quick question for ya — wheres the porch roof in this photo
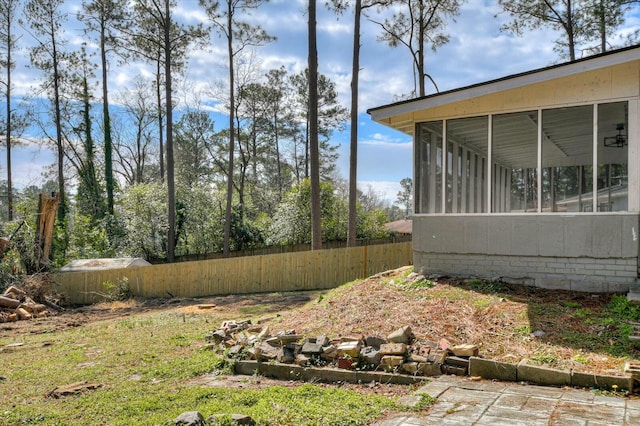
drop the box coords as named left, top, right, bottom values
left=368, top=44, right=640, bottom=136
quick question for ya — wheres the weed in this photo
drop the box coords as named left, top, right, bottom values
left=473, top=299, right=492, bottom=308
left=530, top=352, right=558, bottom=366
left=102, top=277, right=132, bottom=301
left=412, top=394, right=435, bottom=410
left=572, top=355, right=588, bottom=364
left=572, top=308, right=592, bottom=319
left=402, top=266, right=415, bottom=277
left=607, top=295, right=640, bottom=322
left=446, top=402, right=461, bottom=415
left=466, top=279, right=506, bottom=294
left=515, top=325, right=532, bottom=334
left=563, top=301, right=581, bottom=309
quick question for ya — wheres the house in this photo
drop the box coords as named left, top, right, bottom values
left=368, top=45, right=640, bottom=292
left=385, top=219, right=413, bottom=235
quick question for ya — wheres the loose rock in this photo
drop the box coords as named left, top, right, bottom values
left=175, top=411, right=204, bottom=425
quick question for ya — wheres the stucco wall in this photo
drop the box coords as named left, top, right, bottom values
left=413, top=213, right=640, bottom=292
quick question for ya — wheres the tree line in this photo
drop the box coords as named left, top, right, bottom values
left=0, top=0, right=638, bottom=274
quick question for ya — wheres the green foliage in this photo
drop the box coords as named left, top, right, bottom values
left=357, top=208, right=391, bottom=239
left=102, top=277, right=132, bottom=301
left=530, top=352, right=558, bottom=366
left=412, top=394, right=436, bottom=410
left=175, top=186, right=224, bottom=256
left=229, top=204, right=264, bottom=251
left=67, top=214, right=114, bottom=260
left=266, top=179, right=391, bottom=246
left=116, top=182, right=168, bottom=260
left=607, top=294, right=640, bottom=322
left=266, top=179, right=340, bottom=245
left=465, top=279, right=506, bottom=293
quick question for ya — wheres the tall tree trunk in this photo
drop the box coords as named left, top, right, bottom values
left=164, top=0, right=176, bottom=262
left=566, top=0, right=575, bottom=60
left=418, top=0, right=425, bottom=97
left=347, top=0, right=362, bottom=247
left=274, top=109, right=282, bottom=200
left=599, top=0, right=606, bottom=53
left=308, top=0, right=322, bottom=250
left=5, top=16, right=12, bottom=221
left=101, top=17, right=114, bottom=215
left=223, top=1, right=234, bottom=257
left=51, top=24, right=66, bottom=221
left=156, top=59, right=164, bottom=181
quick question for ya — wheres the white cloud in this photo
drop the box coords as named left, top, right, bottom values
left=5, top=0, right=640, bottom=196
left=358, top=180, right=402, bottom=204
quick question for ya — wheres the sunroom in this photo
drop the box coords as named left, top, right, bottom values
left=368, top=45, right=640, bottom=292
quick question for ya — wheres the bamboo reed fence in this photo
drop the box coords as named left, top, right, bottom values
left=53, top=242, right=413, bottom=305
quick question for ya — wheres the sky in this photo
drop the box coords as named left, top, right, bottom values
left=3, top=0, right=640, bottom=203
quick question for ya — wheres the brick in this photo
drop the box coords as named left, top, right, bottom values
left=336, top=341, right=361, bottom=358
left=380, top=343, right=407, bottom=356
left=380, top=355, right=405, bottom=370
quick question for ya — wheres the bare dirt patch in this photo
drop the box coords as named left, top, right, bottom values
left=272, top=269, right=639, bottom=375
left=0, top=292, right=316, bottom=338
left=3, top=267, right=638, bottom=379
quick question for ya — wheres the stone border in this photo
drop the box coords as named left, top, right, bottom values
left=469, top=357, right=634, bottom=391
left=233, top=358, right=635, bottom=392
left=234, top=360, right=428, bottom=386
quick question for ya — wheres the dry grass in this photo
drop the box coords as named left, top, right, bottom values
left=274, top=267, right=640, bottom=375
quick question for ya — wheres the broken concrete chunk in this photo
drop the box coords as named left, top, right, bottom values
left=321, top=345, right=338, bottom=361
left=246, top=347, right=259, bottom=360
left=402, top=362, right=420, bottom=374
left=336, top=341, right=361, bottom=358
left=360, top=346, right=382, bottom=365
left=227, top=345, right=244, bottom=358
left=403, top=360, right=442, bottom=376
left=441, top=364, right=467, bottom=376
left=387, top=326, right=414, bottom=344
left=316, top=335, right=330, bottom=347
left=256, top=342, right=279, bottom=360
left=451, top=344, right=479, bottom=357
left=418, top=362, right=443, bottom=376
left=301, top=341, right=323, bottom=355
left=445, top=355, right=471, bottom=368
left=206, top=329, right=227, bottom=343
left=407, top=354, right=428, bottom=363
left=380, top=355, right=404, bottom=371
left=365, top=336, right=387, bottom=348
left=295, top=354, right=311, bottom=366
left=379, top=343, right=407, bottom=356
left=277, top=347, right=295, bottom=364
left=427, top=349, right=447, bottom=364
left=264, top=337, right=280, bottom=346
left=256, top=326, right=270, bottom=340
left=277, top=334, right=303, bottom=344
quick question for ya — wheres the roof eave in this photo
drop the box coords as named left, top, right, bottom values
left=367, top=45, right=640, bottom=128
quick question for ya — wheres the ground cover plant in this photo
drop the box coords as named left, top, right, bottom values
left=2, top=267, right=640, bottom=425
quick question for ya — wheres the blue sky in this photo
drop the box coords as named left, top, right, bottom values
left=3, top=0, right=640, bottom=202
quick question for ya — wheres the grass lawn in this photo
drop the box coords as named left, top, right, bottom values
left=0, top=293, right=415, bottom=425
left=2, top=266, right=640, bottom=424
